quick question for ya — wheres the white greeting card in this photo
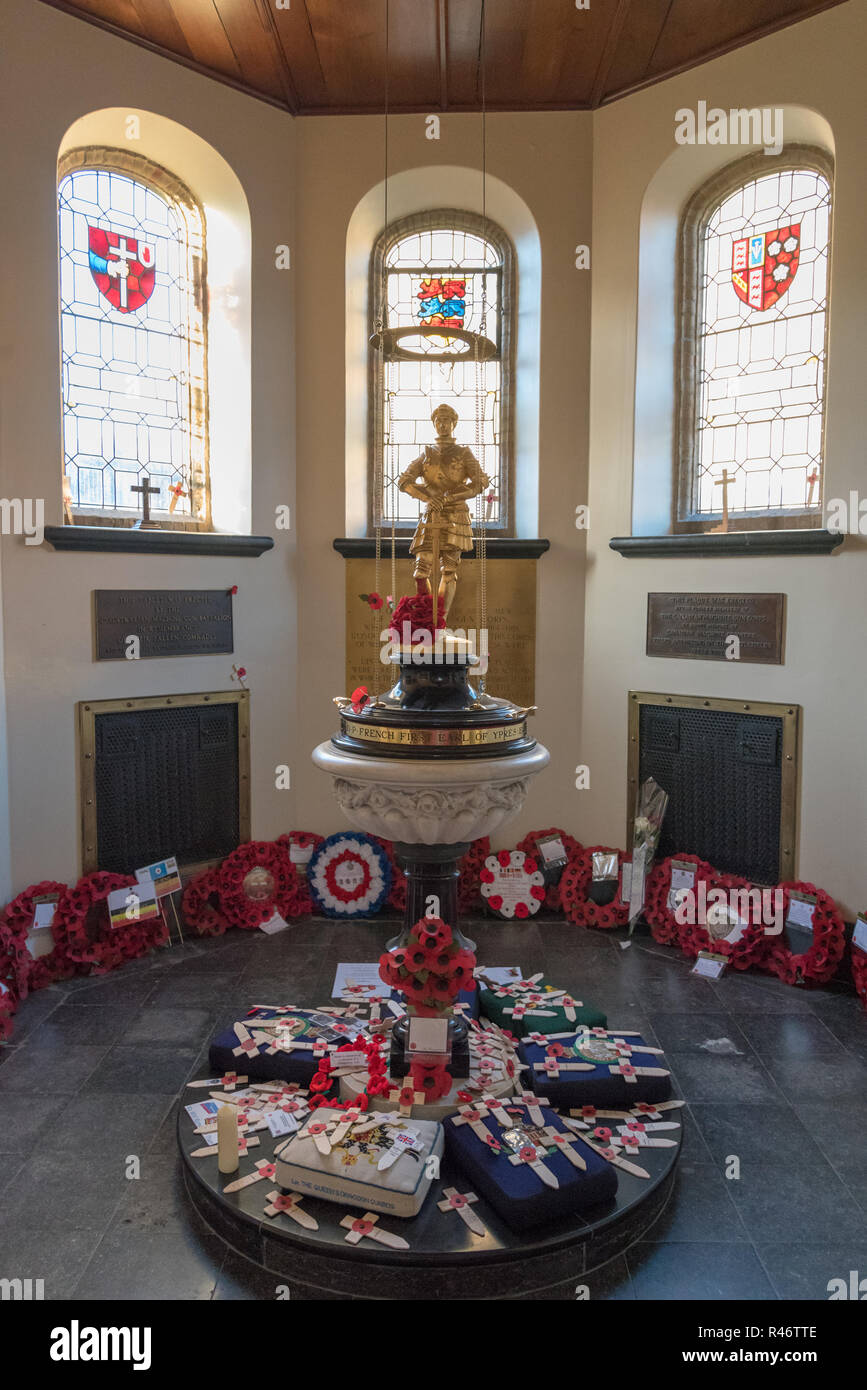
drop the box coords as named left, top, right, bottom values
left=786, top=894, right=816, bottom=930
left=691, top=952, right=727, bottom=979
left=854, top=916, right=867, bottom=953
left=331, top=963, right=386, bottom=997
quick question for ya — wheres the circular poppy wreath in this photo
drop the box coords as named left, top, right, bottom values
left=560, top=845, right=629, bottom=930
left=517, top=828, right=583, bottom=911
left=217, top=840, right=305, bottom=930
left=275, top=831, right=324, bottom=915
left=644, top=853, right=716, bottom=947
left=480, top=849, right=546, bottom=920
left=181, top=867, right=230, bottom=938
left=458, top=837, right=491, bottom=914
left=308, top=833, right=391, bottom=919
left=851, top=943, right=867, bottom=1013
left=760, top=880, right=845, bottom=987
left=373, top=838, right=407, bottom=913
left=53, top=871, right=168, bottom=974
left=0, top=880, right=77, bottom=997
left=676, top=871, right=771, bottom=971
left=0, top=979, right=17, bottom=1043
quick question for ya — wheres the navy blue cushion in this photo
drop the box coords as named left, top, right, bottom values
left=518, top=1030, right=672, bottom=1110
left=444, top=1102, right=617, bottom=1232
left=208, top=1007, right=366, bottom=1087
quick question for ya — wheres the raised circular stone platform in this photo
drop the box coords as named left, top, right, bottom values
left=180, top=1079, right=682, bottom=1301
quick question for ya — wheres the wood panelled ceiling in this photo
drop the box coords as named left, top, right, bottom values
left=40, top=0, right=847, bottom=116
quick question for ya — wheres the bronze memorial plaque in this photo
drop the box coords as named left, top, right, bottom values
left=646, top=592, right=784, bottom=665
left=345, top=557, right=536, bottom=708
left=94, top=590, right=234, bottom=660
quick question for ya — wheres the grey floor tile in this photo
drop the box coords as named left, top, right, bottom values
left=728, top=1161, right=867, bottom=1243
left=764, top=1055, right=867, bottom=1103
left=691, top=1102, right=824, bottom=1166
left=52, top=1092, right=175, bottom=1156
left=120, top=1005, right=216, bottom=1047
left=758, top=1242, right=867, bottom=1300
left=645, top=1161, right=749, bottom=1243
left=83, top=1045, right=200, bottom=1094
left=0, top=1093, right=73, bottom=1153
left=732, top=1012, right=847, bottom=1059
left=649, top=1011, right=752, bottom=1054
left=0, top=1151, right=130, bottom=1232
left=666, top=1051, right=783, bottom=1104
left=627, top=1241, right=777, bottom=1300
left=0, top=1043, right=109, bottom=1093
left=0, top=1225, right=105, bottom=1299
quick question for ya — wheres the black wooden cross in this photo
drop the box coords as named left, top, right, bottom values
left=131, top=474, right=161, bottom=524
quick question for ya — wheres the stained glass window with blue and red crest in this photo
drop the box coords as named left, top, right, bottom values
left=371, top=216, right=513, bottom=534
left=57, top=154, right=207, bottom=523
left=681, top=158, right=832, bottom=526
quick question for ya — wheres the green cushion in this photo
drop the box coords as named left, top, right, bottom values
left=478, top=978, right=606, bottom=1038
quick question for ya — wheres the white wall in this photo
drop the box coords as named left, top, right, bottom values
left=583, top=1, right=867, bottom=915
left=0, top=0, right=297, bottom=892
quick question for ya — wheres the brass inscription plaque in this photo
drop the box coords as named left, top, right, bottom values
left=646, top=592, right=784, bottom=665
left=94, top=589, right=234, bottom=660
left=345, top=558, right=536, bottom=707
left=342, top=719, right=526, bottom=748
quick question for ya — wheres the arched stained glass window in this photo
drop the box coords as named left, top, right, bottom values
left=369, top=211, right=514, bottom=535
left=58, top=149, right=209, bottom=527
left=676, top=149, right=832, bottom=531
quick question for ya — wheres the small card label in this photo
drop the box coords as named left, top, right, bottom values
left=854, top=915, right=867, bottom=954
left=536, top=834, right=567, bottom=865
left=619, top=861, right=632, bottom=901
left=668, top=861, right=696, bottom=912
left=259, top=911, right=288, bottom=935
left=691, top=951, right=728, bottom=979
left=267, top=1110, right=300, bottom=1138
left=107, top=880, right=160, bottom=928
left=628, top=847, right=647, bottom=920
left=135, top=856, right=181, bottom=898
left=329, top=1050, right=369, bottom=1071
left=407, top=1015, right=449, bottom=1059
left=786, top=893, right=816, bottom=929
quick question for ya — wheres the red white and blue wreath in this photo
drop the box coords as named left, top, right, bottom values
left=308, top=833, right=391, bottom=918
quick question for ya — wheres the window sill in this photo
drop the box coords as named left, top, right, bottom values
left=44, top=526, right=274, bottom=557
left=609, top=530, right=844, bottom=558
left=333, top=537, right=550, bottom=559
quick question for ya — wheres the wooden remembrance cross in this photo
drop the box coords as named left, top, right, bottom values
left=131, top=474, right=160, bottom=524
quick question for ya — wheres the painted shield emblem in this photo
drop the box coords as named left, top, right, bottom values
left=731, top=224, right=800, bottom=312
left=88, top=226, right=156, bottom=313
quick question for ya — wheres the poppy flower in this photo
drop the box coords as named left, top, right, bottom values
left=498, top=851, right=512, bottom=868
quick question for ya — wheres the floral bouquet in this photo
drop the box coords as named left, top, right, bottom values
left=628, top=777, right=669, bottom=929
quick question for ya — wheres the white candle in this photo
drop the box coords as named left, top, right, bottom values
left=217, top=1104, right=239, bottom=1174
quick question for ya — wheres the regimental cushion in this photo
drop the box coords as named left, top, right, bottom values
left=477, top=976, right=606, bottom=1037
left=518, top=1029, right=672, bottom=1109
left=209, top=1007, right=368, bottom=1087
left=443, top=1100, right=617, bottom=1232
left=274, top=1106, right=444, bottom=1219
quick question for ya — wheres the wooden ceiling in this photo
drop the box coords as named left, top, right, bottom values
left=40, top=0, right=846, bottom=116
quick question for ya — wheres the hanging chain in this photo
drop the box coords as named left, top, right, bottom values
left=474, top=0, right=488, bottom=691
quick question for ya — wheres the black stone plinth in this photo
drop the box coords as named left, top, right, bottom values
left=179, top=1070, right=682, bottom=1300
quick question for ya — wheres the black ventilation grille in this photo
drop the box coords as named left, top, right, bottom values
left=638, top=704, right=783, bottom=884
left=94, top=703, right=240, bottom=873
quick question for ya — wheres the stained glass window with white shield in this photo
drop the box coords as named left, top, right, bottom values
left=370, top=215, right=513, bottom=534
left=683, top=162, right=831, bottom=527
left=58, top=155, right=208, bottom=525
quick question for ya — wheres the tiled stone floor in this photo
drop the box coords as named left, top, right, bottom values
left=1, top=914, right=866, bottom=1301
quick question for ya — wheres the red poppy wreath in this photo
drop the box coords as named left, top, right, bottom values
left=644, top=853, right=716, bottom=947
left=851, top=941, right=867, bottom=1013
left=457, top=837, right=491, bottom=914
left=676, top=871, right=772, bottom=971
left=560, top=846, right=629, bottom=930
left=275, top=831, right=324, bottom=915
left=761, top=880, right=846, bottom=987
left=217, top=839, right=305, bottom=930
left=0, top=880, right=76, bottom=997
left=181, top=867, right=230, bottom=938
left=54, top=871, right=168, bottom=974
left=479, top=849, right=546, bottom=920
left=517, top=828, right=583, bottom=911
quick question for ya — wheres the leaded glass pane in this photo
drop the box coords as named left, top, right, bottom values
left=376, top=225, right=505, bottom=531
left=59, top=165, right=201, bottom=518
left=693, top=166, right=830, bottom=519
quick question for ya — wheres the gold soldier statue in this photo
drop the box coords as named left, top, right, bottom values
left=397, top=403, right=490, bottom=623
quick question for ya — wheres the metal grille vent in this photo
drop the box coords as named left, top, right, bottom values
left=93, top=703, right=240, bottom=873
left=637, top=703, right=785, bottom=884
